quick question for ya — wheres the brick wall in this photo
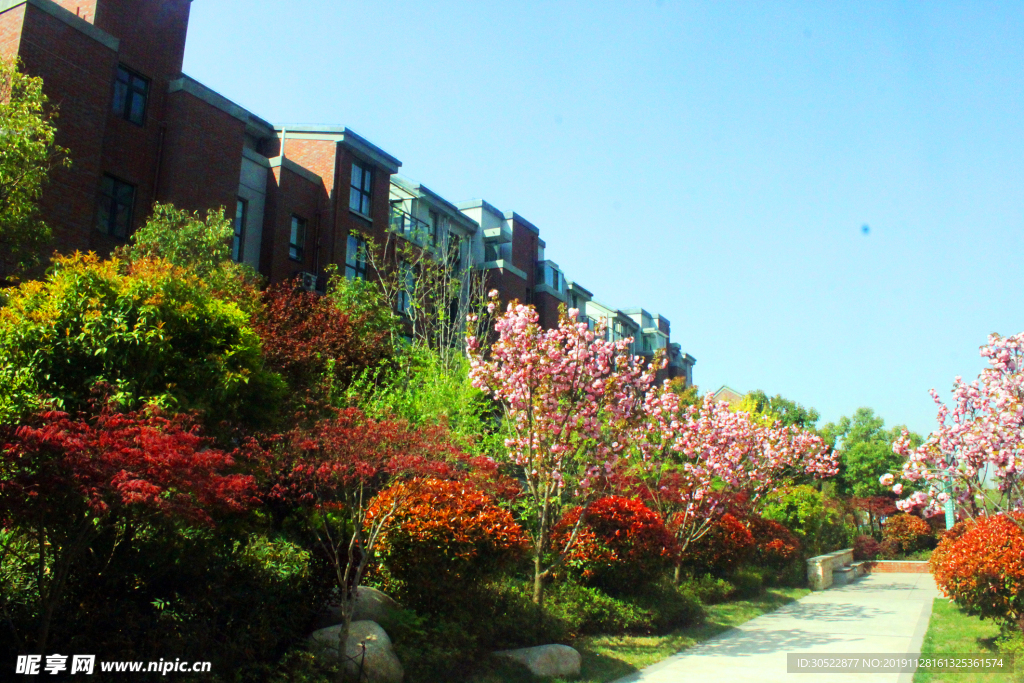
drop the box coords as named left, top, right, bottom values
left=15, top=3, right=119, bottom=256
left=261, top=165, right=325, bottom=283
left=0, top=4, right=24, bottom=57
left=282, top=138, right=339, bottom=275
left=535, top=290, right=561, bottom=329
left=91, top=0, right=190, bottom=80
left=160, top=90, right=246, bottom=217
left=336, top=146, right=394, bottom=272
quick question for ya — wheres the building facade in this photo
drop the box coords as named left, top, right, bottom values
left=0, top=0, right=696, bottom=385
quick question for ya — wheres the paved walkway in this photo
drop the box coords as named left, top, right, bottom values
left=615, top=573, right=941, bottom=683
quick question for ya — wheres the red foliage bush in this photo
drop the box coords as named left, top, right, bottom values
left=933, top=514, right=1024, bottom=631
left=554, top=496, right=678, bottom=590
left=264, top=408, right=461, bottom=511
left=1, top=408, right=256, bottom=525
left=877, top=538, right=901, bottom=560
left=930, top=519, right=973, bottom=576
left=252, top=281, right=391, bottom=397
left=882, top=513, right=932, bottom=553
left=853, top=535, right=881, bottom=561
left=748, top=516, right=801, bottom=568
left=367, top=478, right=529, bottom=604
left=681, top=513, right=755, bottom=575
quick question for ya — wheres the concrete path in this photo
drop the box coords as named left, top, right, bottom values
left=614, top=573, right=941, bottom=683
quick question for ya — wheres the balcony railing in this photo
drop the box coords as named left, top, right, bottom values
left=389, top=203, right=431, bottom=243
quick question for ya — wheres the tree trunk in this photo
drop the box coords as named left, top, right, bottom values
left=532, top=551, right=544, bottom=607
left=673, top=562, right=682, bottom=586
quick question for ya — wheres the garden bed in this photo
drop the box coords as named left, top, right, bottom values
left=862, top=560, right=931, bottom=573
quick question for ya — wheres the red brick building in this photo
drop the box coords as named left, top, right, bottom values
left=0, top=0, right=696, bottom=384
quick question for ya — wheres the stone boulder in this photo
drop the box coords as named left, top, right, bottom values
left=317, top=586, right=401, bottom=629
left=309, top=620, right=404, bottom=683
left=493, top=644, right=581, bottom=679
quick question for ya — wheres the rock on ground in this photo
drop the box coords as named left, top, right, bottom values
left=309, top=620, right=404, bottom=683
left=493, top=644, right=581, bottom=679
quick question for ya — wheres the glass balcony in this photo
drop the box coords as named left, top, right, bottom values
left=389, top=203, right=430, bottom=243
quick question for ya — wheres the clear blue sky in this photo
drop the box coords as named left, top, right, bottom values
left=183, top=1, right=1023, bottom=438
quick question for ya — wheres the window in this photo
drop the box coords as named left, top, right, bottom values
left=112, top=65, right=149, bottom=125
left=289, top=215, right=306, bottom=261
left=349, top=160, right=373, bottom=216
left=345, top=234, right=368, bottom=280
left=232, top=198, right=247, bottom=262
left=428, top=210, right=441, bottom=246
left=95, top=175, right=135, bottom=239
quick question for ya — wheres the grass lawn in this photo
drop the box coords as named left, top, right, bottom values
left=476, top=587, right=809, bottom=682
left=914, top=598, right=1024, bottom=683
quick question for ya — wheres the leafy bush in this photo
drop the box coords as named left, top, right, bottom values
left=367, top=477, right=529, bottom=613
left=761, top=484, right=852, bottom=556
left=930, top=519, right=973, bottom=573
left=0, top=253, right=282, bottom=425
left=877, top=538, right=901, bottom=560
left=748, top=516, right=801, bottom=568
left=730, top=567, right=764, bottom=599
left=553, top=496, right=677, bottom=592
left=933, top=513, right=1024, bottom=632
left=546, top=579, right=702, bottom=636
left=681, top=513, right=753, bottom=575
left=681, top=574, right=736, bottom=605
left=853, top=534, right=881, bottom=561
left=882, top=513, right=933, bottom=553
left=253, top=279, right=393, bottom=402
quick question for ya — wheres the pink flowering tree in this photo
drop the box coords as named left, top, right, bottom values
left=891, top=332, right=1024, bottom=524
left=467, top=295, right=656, bottom=605
left=625, top=392, right=836, bottom=582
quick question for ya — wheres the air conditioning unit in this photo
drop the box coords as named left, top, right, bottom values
left=299, top=271, right=318, bottom=292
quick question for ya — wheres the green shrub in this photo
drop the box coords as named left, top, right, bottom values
left=0, top=252, right=284, bottom=426
left=761, top=485, right=852, bottom=556
left=681, top=574, right=736, bottom=605
left=546, top=581, right=653, bottom=635
left=623, top=578, right=705, bottom=633
left=730, top=568, right=764, bottom=599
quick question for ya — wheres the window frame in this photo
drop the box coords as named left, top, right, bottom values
left=289, top=215, right=306, bottom=262
left=112, top=65, right=150, bottom=126
left=95, top=174, right=136, bottom=239
left=232, top=198, right=248, bottom=262
left=349, top=160, right=374, bottom=217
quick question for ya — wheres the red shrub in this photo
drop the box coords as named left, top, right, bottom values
left=554, top=496, right=678, bottom=590
left=1, top=408, right=256, bottom=525
left=853, top=535, right=881, bottom=561
left=252, top=281, right=392, bottom=397
left=682, top=513, right=755, bottom=575
left=934, top=514, right=1024, bottom=631
left=748, top=516, right=801, bottom=568
left=877, top=538, right=901, bottom=560
left=930, top=519, right=973, bottom=577
left=882, top=513, right=932, bottom=553
left=367, top=478, right=529, bottom=607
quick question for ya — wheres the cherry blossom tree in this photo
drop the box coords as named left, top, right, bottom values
left=625, top=392, right=836, bottom=582
left=467, top=298, right=656, bottom=606
left=892, top=332, right=1024, bottom=524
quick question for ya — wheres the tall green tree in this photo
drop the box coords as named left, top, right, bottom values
left=822, top=407, right=923, bottom=498
left=736, top=389, right=821, bottom=431
left=0, top=58, right=68, bottom=282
